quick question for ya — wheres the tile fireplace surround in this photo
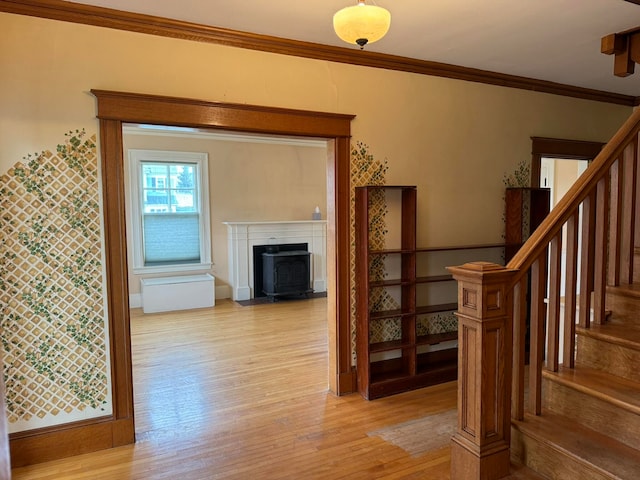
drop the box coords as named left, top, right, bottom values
left=223, top=221, right=327, bottom=301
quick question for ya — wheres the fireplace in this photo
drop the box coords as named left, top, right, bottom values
left=253, top=243, right=308, bottom=298
left=223, top=221, right=326, bottom=300
left=261, top=248, right=312, bottom=301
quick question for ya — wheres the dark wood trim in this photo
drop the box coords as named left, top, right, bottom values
left=0, top=0, right=636, bottom=107
left=601, top=25, right=640, bottom=77
left=338, top=367, right=358, bottom=394
left=8, top=91, right=355, bottom=465
left=92, top=90, right=353, bottom=138
left=531, top=137, right=606, bottom=158
left=99, top=119, right=135, bottom=424
left=327, top=136, right=355, bottom=395
left=10, top=413, right=136, bottom=466
left=91, top=91, right=355, bottom=401
left=530, top=137, right=606, bottom=187
left=99, top=117, right=139, bottom=453
left=9, top=416, right=123, bottom=467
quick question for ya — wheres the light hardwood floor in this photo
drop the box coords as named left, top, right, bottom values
left=11, top=298, right=457, bottom=479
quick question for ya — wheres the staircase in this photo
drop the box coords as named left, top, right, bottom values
left=511, top=284, right=640, bottom=479
left=449, top=106, right=640, bottom=480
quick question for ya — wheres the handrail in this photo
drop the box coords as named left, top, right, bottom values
left=450, top=105, right=640, bottom=479
left=507, top=106, right=640, bottom=285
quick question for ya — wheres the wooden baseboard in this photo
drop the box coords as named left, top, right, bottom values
left=10, top=417, right=134, bottom=467
left=337, top=367, right=357, bottom=395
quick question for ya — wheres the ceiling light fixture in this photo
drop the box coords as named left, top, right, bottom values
left=333, top=1, right=391, bottom=50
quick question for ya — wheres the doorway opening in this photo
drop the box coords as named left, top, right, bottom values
left=93, top=90, right=355, bottom=446
left=531, top=137, right=603, bottom=364
left=530, top=136, right=604, bottom=190
left=540, top=157, right=590, bottom=209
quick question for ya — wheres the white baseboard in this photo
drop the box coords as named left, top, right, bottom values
left=129, top=293, right=142, bottom=309
left=313, top=280, right=327, bottom=293
left=216, top=284, right=232, bottom=300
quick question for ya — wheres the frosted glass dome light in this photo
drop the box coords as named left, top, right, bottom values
left=333, top=1, right=391, bottom=49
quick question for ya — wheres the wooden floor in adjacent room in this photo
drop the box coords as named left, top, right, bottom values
left=11, top=297, right=457, bottom=479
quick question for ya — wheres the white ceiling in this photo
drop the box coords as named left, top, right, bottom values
left=67, top=0, right=640, bottom=97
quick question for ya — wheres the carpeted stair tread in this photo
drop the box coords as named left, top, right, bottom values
left=543, top=366, right=640, bottom=415
left=513, top=411, right=640, bottom=479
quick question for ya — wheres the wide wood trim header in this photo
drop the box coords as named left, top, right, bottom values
left=91, top=90, right=354, bottom=138
left=530, top=137, right=605, bottom=187
left=2, top=0, right=638, bottom=107
left=531, top=137, right=605, bottom=159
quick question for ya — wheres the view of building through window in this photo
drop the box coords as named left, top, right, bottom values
left=141, top=162, right=197, bottom=213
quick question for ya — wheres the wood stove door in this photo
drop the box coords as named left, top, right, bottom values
left=262, top=251, right=312, bottom=298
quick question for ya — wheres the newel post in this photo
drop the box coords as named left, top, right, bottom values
left=447, top=261, right=516, bottom=480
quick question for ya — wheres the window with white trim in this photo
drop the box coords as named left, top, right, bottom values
left=128, top=150, right=211, bottom=274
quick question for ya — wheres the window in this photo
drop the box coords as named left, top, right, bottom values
left=128, top=150, right=211, bottom=274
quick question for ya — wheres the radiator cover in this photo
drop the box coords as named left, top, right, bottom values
left=141, top=274, right=215, bottom=313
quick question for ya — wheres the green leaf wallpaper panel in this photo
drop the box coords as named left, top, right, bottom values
left=0, top=130, right=112, bottom=432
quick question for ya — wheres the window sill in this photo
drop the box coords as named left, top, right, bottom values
left=132, top=262, right=213, bottom=276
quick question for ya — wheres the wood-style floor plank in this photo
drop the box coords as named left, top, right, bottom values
left=11, top=298, right=461, bottom=479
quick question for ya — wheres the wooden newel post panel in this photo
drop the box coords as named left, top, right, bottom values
left=447, top=261, right=516, bottom=480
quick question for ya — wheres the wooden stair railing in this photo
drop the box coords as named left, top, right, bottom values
left=448, top=106, right=640, bottom=480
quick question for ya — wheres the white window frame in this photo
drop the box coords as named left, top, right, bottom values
left=128, top=149, right=212, bottom=275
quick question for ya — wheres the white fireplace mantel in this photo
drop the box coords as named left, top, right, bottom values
left=223, top=220, right=327, bottom=301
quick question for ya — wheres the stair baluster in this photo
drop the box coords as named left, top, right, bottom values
left=450, top=107, right=640, bottom=479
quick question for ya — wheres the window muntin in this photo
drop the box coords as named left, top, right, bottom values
left=141, top=163, right=196, bottom=213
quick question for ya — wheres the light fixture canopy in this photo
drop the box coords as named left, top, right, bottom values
left=333, top=1, right=391, bottom=49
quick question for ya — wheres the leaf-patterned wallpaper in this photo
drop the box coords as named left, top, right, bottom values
left=350, top=142, right=397, bottom=365
left=349, top=142, right=458, bottom=366
left=0, top=130, right=112, bottom=432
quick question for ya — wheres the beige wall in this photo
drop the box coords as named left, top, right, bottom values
left=122, top=132, right=327, bottom=297
left=0, top=10, right=634, bottom=433
left=0, top=12, right=632, bottom=251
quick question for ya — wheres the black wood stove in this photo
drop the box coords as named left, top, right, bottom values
left=261, top=249, right=312, bottom=301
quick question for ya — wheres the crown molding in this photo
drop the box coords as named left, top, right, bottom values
left=1, top=0, right=637, bottom=107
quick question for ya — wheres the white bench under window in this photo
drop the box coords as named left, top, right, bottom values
left=140, top=274, right=215, bottom=313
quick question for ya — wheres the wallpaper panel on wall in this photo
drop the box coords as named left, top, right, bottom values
left=349, top=142, right=396, bottom=365
left=0, top=130, right=112, bottom=433
left=349, top=142, right=458, bottom=366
